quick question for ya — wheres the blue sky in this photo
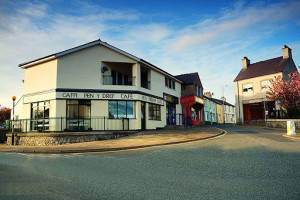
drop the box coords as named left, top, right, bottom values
left=1, top=0, right=300, bottom=107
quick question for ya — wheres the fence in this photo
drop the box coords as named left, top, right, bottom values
left=9, top=117, right=131, bottom=133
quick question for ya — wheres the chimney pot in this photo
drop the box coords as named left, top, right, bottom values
left=242, top=56, right=250, bottom=69
left=282, top=45, right=292, bottom=59
left=204, top=92, right=212, bottom=98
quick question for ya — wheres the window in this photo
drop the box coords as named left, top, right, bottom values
left=149, top=103, right=161, bottom=120
left=195, top=85, right=199, bottom=96
left=108, top=70, right=133, bottom=86
left=31, top=101, right=50, bottom=131
left=165, top=77, right=175, bottom=89
left=261, top=80, right=271, bottom=90
left=242, top=83, right=253, bottom=92
left=109, top=101, right=135, bottom=119
left=66, top=100, right=91, bottom=131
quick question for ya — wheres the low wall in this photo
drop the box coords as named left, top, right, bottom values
left=244, top=119, right=300, bottom=130
left=6, top=131, right=137, bottom=146
left=0, top=129, right=8, bottom=143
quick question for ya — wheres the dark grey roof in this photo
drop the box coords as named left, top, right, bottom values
left=204, top=96, right=234, bottom=107
left=175, top=72, right=198, bottom=85
left=211, top=98, right=235, bottom=107
left=234, top=56, right=288, bottom=82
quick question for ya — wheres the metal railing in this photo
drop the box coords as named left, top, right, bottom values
left=102, top=75, right=135, bottom=86
left=9, top=117, right=131, bottom=133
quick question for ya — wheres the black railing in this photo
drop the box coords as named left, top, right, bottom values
left=102, top=75, right=135, bottom=86
left=9, top=117, right=131, bottom=133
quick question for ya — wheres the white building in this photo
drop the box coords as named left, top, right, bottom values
left=13, top=39, right=182, bottom=132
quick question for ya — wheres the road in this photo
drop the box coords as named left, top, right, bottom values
left=0, top=125, right=299, bottom=199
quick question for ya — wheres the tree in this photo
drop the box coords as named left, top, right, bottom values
left=0, top=105, right=11, bottom=126
left=266, top=70, right=300, bottom=119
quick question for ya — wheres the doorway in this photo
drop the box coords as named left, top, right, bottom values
left=141, top=102, right=146, bottom=130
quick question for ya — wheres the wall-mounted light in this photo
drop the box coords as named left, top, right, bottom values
left=101, top=66, right=108, bottom=73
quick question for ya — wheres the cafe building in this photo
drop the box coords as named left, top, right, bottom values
left=13, top=39, right=182, bottom=132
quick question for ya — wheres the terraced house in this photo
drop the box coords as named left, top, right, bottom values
left=13, top=39, right=183, bottom=132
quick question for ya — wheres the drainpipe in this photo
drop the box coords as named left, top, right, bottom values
left=237, top=81, right=241, bottom=124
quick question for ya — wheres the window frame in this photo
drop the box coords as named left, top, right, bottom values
left=242, top=83, right=254, bottom=93
left=108, top=100, right=136, bottom=119
left=148, top=103, right=161, bottom=121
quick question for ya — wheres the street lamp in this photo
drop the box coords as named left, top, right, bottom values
left=11, top=96, right=16, bottom=145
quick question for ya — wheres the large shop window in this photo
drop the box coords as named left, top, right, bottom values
left=149, top=103, right=161, bottom=120
left=31, top=101, right=50, bottom=131
left=109, top=101, right=135, bottom=119
left=66, top=100, right=91, bottom=131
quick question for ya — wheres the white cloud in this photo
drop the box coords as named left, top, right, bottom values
left=169, top=1, right=300, bottom=53
left=17, top=2, right=48, bottom=17
left=0, top=0, right=299, bottom=107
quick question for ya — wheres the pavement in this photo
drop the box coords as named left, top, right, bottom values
left=0, top=126, right=224, bottom=154
left=240, top=124, right=300, bottom=139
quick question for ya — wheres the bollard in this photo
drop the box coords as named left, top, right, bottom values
left=287, top=121, right=296, bottom=135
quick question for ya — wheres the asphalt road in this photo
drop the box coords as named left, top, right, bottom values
left=0, top=125, right=299, bottom=200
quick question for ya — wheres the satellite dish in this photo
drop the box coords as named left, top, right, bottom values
left=101, top=66, right=108, bottom=73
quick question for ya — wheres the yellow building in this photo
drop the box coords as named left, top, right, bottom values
left=216, top=104, right=224, bottom=124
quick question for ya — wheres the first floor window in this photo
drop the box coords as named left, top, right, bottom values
left=149, top=103, right=161, bottom=120
left=242, top=83, right=253, bottom=92
left=109, top=101, right=135, bottom=119
left=261, top=80, right=271, bottom=90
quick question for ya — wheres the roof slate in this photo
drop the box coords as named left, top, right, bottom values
left=234, top=56, right=288, bottom=82
left=204, top=96, right=235, bottom=107
left=175, top=72, right=198, bottom=85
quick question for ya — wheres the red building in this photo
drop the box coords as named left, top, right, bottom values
left=175, top=73, right=204, bottom=126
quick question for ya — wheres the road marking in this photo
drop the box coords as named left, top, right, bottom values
left=282, top=134, right=300, bottom=140
left=75, top=130, right=228, bottom=154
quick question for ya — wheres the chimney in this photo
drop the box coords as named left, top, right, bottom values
left=242, top=56, right=250, bottom=69
left=220, top=97, right=226, bottom=102
left=204, top=92, right=212, bottom=98
left=282, top=44, right=292, bottom=59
